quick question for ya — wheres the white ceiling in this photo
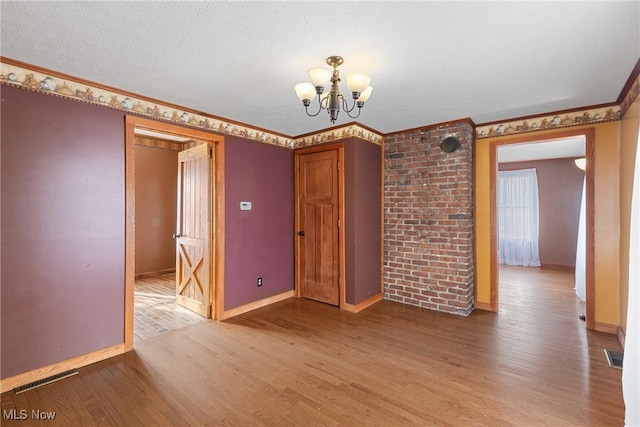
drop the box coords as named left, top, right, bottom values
left=1, top=2, right=638, bottom=137
left=498, top=136, right=585, bottom=163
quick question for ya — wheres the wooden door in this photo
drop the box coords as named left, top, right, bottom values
left=297, top=149, right=340, bottom=306
left=175, top=143, right=212, bottom=317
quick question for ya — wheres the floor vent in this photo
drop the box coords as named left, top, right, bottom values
left=14, top=370, right=78, bottom=394
left=604, top=349, right=624, bottom=369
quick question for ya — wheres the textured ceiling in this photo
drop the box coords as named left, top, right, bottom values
left=1, top=1, right=638, bottom=136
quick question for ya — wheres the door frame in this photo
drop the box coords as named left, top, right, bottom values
left=294, top=142, right=345, bottom=308
left=124, top=115, right=225, bottom=351
left=489, top=128, right=595, bottom=329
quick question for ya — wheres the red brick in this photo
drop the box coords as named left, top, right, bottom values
left=384, top=122, right=474, bottom=316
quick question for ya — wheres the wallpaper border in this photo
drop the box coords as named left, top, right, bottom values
left=475, top=70, right=639, bottom=140
left=0, top=59, right=295, bottom=148
left=3, top=57, right=635, bottom=146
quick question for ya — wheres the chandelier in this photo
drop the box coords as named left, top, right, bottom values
left=295, top=56, right=373, bottom=123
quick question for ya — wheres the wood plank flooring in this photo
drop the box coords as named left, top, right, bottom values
left=1, top=267, right=624, bottom=426
left=134, top=274, right=207, bottom=343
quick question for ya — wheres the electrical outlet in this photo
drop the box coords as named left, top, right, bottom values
left=257, top=277, right=263, bottom=287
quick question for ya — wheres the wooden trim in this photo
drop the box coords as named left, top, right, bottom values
left=341, top=294, right=384, bottom=313
left=0, top=344, right=124, bottom=392
left=294, top=141, right=345, bottom=155
left=207, top=141, right=215, bottom=318
left=338, top=146, right=346, bottom=309
left=489, top=140, right=498, bottom=311
left=384, top=117, right=476, bottom=138
left=540, top=264, right=574, bottom=272
left=585, top=130, right=595, bottom=331
left=474, top=301, right=494, bottom=312
left=293, top=152, right=301, bottom=299
left=472, top=127, right=479, bottom=309
left=381, top=137, right=386, bottom=295
left=616, top=57, right=640, bottom=104
left=219, top=291, right=294, bottom=320
left=124, top=115, right=225, bottom=347
left=135, top=268, right=176, bottom=279
left=489, top=128, right=596, bottom=328
left=618, top=326, right=626, bottom=349
left=0, top=56, right=293, bottom=140
left=134, top=135, right=182, bottom=151
left=594, top=322, right=619, bottom=336
left=126, top=115, right=226, bottom=142
left=214, top=140, right=226, bottom=320
left=124, top=120, right=136, bottom=351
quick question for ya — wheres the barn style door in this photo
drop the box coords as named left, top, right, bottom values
left=175, top=143, right=212, bottom=317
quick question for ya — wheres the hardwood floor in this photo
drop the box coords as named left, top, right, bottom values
left=1, top=267, right=624, bottom=426
left=134, top=274, right=207, bottom=343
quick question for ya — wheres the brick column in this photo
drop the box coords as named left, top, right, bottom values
left=384, top=120, right=474, bottom=315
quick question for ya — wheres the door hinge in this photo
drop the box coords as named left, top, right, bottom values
left=337, top=219, right=341, bottom=228
left=209, top=147, right=213, bottom=158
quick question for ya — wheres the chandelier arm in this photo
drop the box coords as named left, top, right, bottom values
left=304, top=103, right=323, bottom=117
left=341, top=96, right=362, bottom=119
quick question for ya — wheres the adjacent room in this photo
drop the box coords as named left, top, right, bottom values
left=133, top=131, right=210, bottom=342
left=497, top=138, right=587, bottom=317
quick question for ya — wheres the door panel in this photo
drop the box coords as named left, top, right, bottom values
left=298, top=150, right=339, bottom=305
left=176, top=143, right=212, bottom=317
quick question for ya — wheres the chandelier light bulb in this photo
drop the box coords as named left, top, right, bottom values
left=358, top=86, right=373, bottom=103
left=295, top=82, right=317, bottom=104
left=346, top=73, right=371, bottom=96
left=307, top=67, right=332, bottom=90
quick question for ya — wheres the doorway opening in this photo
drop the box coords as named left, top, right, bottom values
left=490, top=129, right=595, bottom=329
left=124, top=115, right=225, bottom=350
left=133, top=135, right=208, bottom=343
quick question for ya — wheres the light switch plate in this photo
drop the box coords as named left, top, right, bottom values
left=240, top=201, right=252, bottom=211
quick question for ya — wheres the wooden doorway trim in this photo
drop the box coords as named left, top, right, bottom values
left=294, top=142, right=345, bottom=308
left=489, top=128, right=595, bottom=329
left=124, top=115, right=225, bottom=351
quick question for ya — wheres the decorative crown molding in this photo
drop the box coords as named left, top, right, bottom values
left=4, top=56, right=636, bottom=146
left=0, top=59, right=294, bottom=148
left=293, top=124, right=383, bottom=149
left=476, top=66, right=640, bottom=140
left=619, top=65, right=640, bottom=117
left=476, top=105, right=621, bottom=139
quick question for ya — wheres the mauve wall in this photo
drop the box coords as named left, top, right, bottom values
left=500, top=157, right=584, bottom=268
left=224, top=136, right=294, bottom=310
left=135, top=145, right=178, bottom=275
left=345, top=138, right=383, bottom=304
left=1, top=86, right=125, bottom=379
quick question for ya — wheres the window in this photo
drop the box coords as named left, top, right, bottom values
left=498, top=168, right=541, bottom=267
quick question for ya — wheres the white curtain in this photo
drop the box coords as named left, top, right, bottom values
left=498, top=168, right=541, bottom=267
left=623, top=128, right=640, bottom=427
left=575, top=178, right=586, bottom=302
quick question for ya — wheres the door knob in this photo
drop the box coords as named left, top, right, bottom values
left=298, top=231, right=305, bottom=236
left=172, top=233, right=181, bottom=239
